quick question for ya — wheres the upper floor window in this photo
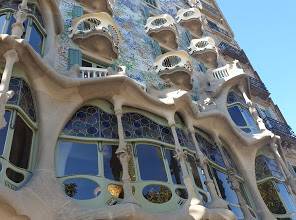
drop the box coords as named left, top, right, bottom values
left=144, top=0, right=158, bottom=8
left=227, top=91, right=258, bottom=134
left=0, top=77, right=37, bottom=190
left=0, top=1, right=46, bottom=55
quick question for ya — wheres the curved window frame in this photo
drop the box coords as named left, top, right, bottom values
left=0, top=6, right=47, bottom=56
left=227, top=91, right=259, bottom=134
left=256, top=154, right=296, bottom=219
left=0, top=77, right=37, bottom=190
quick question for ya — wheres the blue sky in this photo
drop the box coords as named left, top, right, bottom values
left=216, top=0, right=296, bottom=132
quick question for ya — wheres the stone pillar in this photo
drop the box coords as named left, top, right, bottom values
left=214, top=135, right=255, bottom=220
left=113, top=99, right=136, bottom=204
left=0, top=49, right=19, bottom=129
left=11, top=0, right=28, bottom=38
left=169, top=119, right=202, bottom=206
left=188, top=127, right=229, bottom=209
left=270, top=137, right=296, bottom=195
left=238, top=85, right=266, bottom=132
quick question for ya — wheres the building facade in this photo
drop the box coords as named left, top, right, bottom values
left=0, top=0, right=296, bottom=219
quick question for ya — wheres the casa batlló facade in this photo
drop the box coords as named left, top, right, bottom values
left=0, top=0, right=296, bottom=219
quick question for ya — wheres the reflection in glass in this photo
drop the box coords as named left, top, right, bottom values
left=9, top=114, right=33, bottom=169
left=143, top=184, right=172, bottom=204
left=276, top=182, right=296, bottom=213
left=212, top=168, right=239, bottom=205
left=29, top=23, right=43, bottom=55
left=107, top=184, right=124, bottom=198
left=137, top=144, right=167, bottom=182
left=258, top=181, right=286, bottom=214
left=187, top=154, right=203, bottom=188
left=165, top=149, right=183, bottom=185
left=63, top=178, right=100, bottom=200
left=6, top=15, right=15, bottom=35
left=175, top=188, right=188, bottom=199
left=228, top=106, right=247, bottom=127
left=6, top=168, right=24, bottom=183
left=56, top=141, right=98, bottom=176
left=0, top=14, right=6, bottom=33
left=103, top=145, right=122, bottom=181
left=0, top=111, right=11, bottom=155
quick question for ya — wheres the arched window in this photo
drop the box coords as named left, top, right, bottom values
left=56, top=103, right=126, bottom=207
left=256, top=155, right=296, bottom=218
left=0, top=77, right=37, bottom=190
left=227, top=91, right=258, bottom=134
left=195, top=130, right=255, bottom=219
left=0, top=0, right=46, bottom=55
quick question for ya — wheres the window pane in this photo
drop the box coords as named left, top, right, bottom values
left=63, top=178, right=100, bottom=200
left=103, top=145, right=122, bottom=181
left=9, top=114, right=33, bottom=169
left=187, top=154, right=203, bottom=188
left=56, top=141, right=98, bottom=176
left=165, top=149, right=183, bottom=185
left=0, top=111, right=11, bottom=155
left=276, top=182, right=296, bottom=213
left=229, top=205, right=244, bottom=220
left=258, top=181, right=286, bottom=214
left=228, top=106, right=247, bottom=127
left=137, top=144, right=167, bottom=182
left=29, top=23, right=43, bottom=55
left=82, top=59, right=93, bottom=67
left=0, top=14, right=6, bottom=33
left=212, top=168, right=239, bottom=205
left=6, top=15, right=16, bottom=35
left=241, top=107, right=258, bottom=131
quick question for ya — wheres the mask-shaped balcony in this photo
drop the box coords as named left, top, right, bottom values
left=207, top=60, right=247, bottom=94
left=153, top=51, right=193, bottom=90
left=69, top=12, right=120, bottom=61
left=75, top=0, right=113, bottom=14
left=187, top=0, right=203, bottom=9
left=145, top=14, right=178, bottom=49
left=188, top=37, right=218, bottom=68
left=176, top=8, right=203, bottom=38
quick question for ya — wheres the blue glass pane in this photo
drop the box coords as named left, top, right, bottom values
left=29, top=22, right=43, bottom=55
left=187, top=154, right=203, bottom=188
left=196, top=134, right=226, bottom=167
left=6, top=15, right=15, bottom=35
left=241, top=107, right=258, bottom=132
left=62, top=106, right=118, bottom=139
left=229, top=205, right=244, bottom=220
left=122, top=113, right=174, bottom=144
left=103, top=145, right=122, bottom=181
left=0, top=14, right=6, bottom=33
left=165, top=149, right=183, bottom=185
left=137, top=144, right=167, bottom=182
left=228, top=105, right=247, bottom=127
left=212, top=168, right=239, bottom=205
left=0, top=111, right=11, bottom=155
left=56, top=141, right=98, bottom=176
left=276, top=182, right=296, bottom=213
left=63, top=178, right=100, bottom=200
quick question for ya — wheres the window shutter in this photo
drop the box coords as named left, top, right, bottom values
left=68, top=48, right=82, bottom=69
left=72, top=6, right=84, bottom=19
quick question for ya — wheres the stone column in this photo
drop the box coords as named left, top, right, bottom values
left=11, top=0, right=28, bottom=38
left=189, top=127, right=229, bottom=209
left=214, top=135, right=255, bottom=220
left=238, top=85, right=266, bottom=132
left=270, top=137, right=296, bottom=195
left=113, top=99, right=136, bottom=204
left=0, top=49, right=19, bottom=129
left=169, top=119, right=202, bottom=206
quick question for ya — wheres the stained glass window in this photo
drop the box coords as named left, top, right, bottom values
left=29, top=22, right=44, bottom=55
left=165, top=149, right=183, bottom=185
left=176, top=128, right=195, bottom=150
left=122, top=112, right=174, bottom=144
left=62, top=106, right=118, bottom=139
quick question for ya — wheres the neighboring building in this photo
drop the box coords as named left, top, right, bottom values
left=0, top=0, right=296, bottom=219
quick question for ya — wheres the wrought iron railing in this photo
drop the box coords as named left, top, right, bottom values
left=207, top=20, right=231, bottom=38
left=249, top=77, right=269, bottom=93
left=218, top=42, right=249, bottom=64
left=200, top=0, right=220, bottom=17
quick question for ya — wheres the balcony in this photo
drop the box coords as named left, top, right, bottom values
left=264, top=117, right=296, bottom=144
left=248, top=76, right=270, bottom=100
left=200, top=0, right=221, bottom=18
left=75, top=0, right=113, bottom=14
left=186, top=0, right=202, bottom=9
left=153, top=51, right=193, bottom=90
left=145, top=14, right=178, bottom=49
left=207, top=19, right=231, bottom=39
left=176, top=8, right=203, bottom=38
left=69, top=12, right=120, bottom=61
left=207, top=60, right=247, bottom=93
left=188, top=37, right=218, bottom=68
left=218, top=42, right=249, bottom=64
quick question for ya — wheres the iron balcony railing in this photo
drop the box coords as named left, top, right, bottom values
left=218, top=42, right=249, bottom=64
left=207, top=20, right=231, bottom=38
left=248, top=76, right=270, bottom=99
left=200, top=0, right=220, bottom=17
left=263, top=116, right=296, bottom=143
